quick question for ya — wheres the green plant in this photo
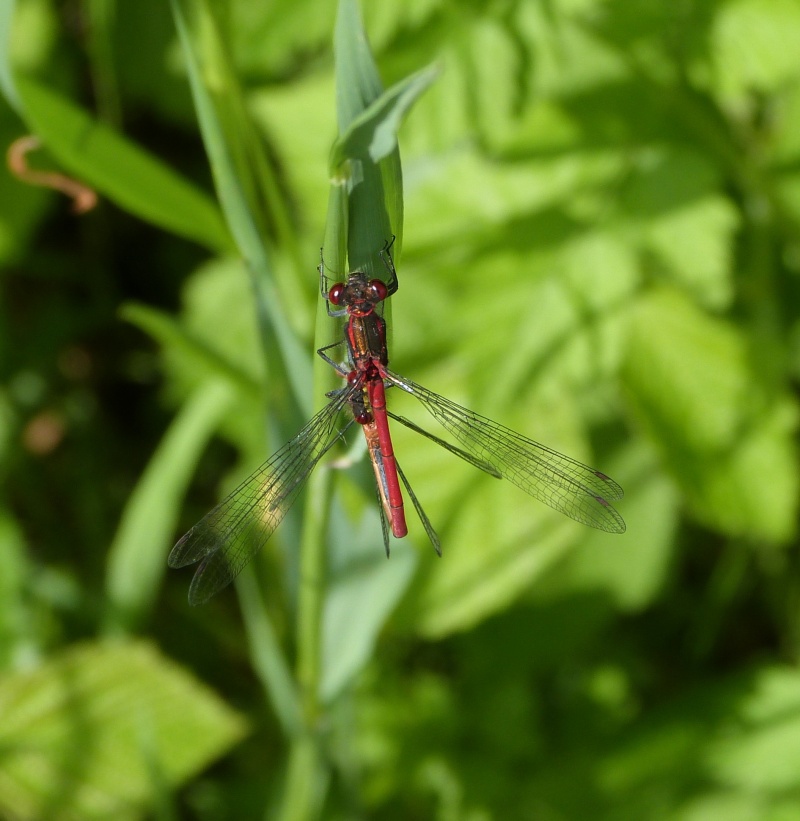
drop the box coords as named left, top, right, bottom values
left=2, top=0, right=800, bottom=819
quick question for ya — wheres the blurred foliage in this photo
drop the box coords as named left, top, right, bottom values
left=1, top=0, right=800, bottom=819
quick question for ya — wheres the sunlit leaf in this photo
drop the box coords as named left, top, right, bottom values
left=710, top=0, right=800, bottom=102
left=707, top=667, right=800, bottom=790
left=0, top=641, right=247, bottom=821
left=619, top=147, right=739, bottom=309
left=329, top=63, right=439, bottom=171
left=623, top=289, right=799, bottom=542
left=536, top=441, right=679, bottom=612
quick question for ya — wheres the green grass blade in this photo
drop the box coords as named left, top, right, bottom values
left=0, top=507, right=29, bottom=669
left=330, top=0, right=403, bottom=273
left=120, top=301, right=261, bottom=399
left=329, top=63, right=440, bottom=170
left=288, top=4, right=437, bottom=817
left=333, top=0, right=383, bottom=128
left=85, top=0, right=122, bottom=127
left=0, top=0, right=20, bottom=110
left=235, top=570, right=303, bottom=739
left=320, top=514, right=417, bottom=702
left=170, top=0, right=311, bottom=420
left=11, top=76, right=232, bottom=252
left=104, top=381, right=233, bottom=631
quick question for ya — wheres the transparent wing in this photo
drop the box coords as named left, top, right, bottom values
left=395, top=459, right=442, bottom=556
left=388, top=411, right=501, bottom=478
left=169, top=389, right=355, bottom=605
left=376, top=487, right=391, bottom=558
left=384, top=369, right=626, bottom=534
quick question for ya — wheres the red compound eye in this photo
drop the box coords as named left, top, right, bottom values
left=367, top=279, right=388, bottom=302
left=328, top=283, right=345, bottom=305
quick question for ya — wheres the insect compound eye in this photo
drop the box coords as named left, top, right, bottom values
left=367, top=279, right=388, bottom=302
left=328, top=283, right=345, bottom=305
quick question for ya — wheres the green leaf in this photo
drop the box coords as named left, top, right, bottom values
left=0, top=641, right=247, bottom=821
left=121, top=300, right=261, bottom=400
left=619, top=147, right=739, bottom=309
left=333, top=0, right=383, bottom=129
left=0, top=507, right=31, bottom=670
left=123, top=256, right=277, bottom=411
left=674, top=792, right=798, bottom=821
left=536, top=441, right=679, bottom=612
left=329, top=63, right=440, bottom=171
left=315, top=0, right=438, bottom=472
left=235, top=571, right=302, bottom=739
left=0, top=0, right=20, bottom=110
left=623, top=289, right=799, bottom=542
left=710, top=0, right=800, bottom=102
left=11, top=76, right=232, bottom=253
left=320, top=497, right=417, bottom=703
left=323, top=0, right=433, bottom=277
left=707, top=667, right=800, bottom=790
left=105, top=381, right=233, bottom=629
left=401, top=505, right=578, bottom=639
left=598, top=666, right=800, bottom=815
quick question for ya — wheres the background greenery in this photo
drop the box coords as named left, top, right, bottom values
left=2, top=0, right=800, bottom=818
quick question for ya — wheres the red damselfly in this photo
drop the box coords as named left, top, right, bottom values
left=169, top=244, right=625, bottom=604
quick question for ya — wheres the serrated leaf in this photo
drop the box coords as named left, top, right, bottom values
left=0, top=641, right=248, bottom=821
left=623, top=289, right=799, bottom=542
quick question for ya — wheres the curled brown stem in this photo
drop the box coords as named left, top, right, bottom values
left=7, top=135, right=98, bottom=214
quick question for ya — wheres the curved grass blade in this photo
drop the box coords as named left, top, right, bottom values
left=106, top=381, right=233, bottom=628
left=170, top=0, right=310, bottom=421
left=13, top=77, right=232, bottom=252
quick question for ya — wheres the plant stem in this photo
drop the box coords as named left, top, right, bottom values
left=278, top=464, right=332, bottom=821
